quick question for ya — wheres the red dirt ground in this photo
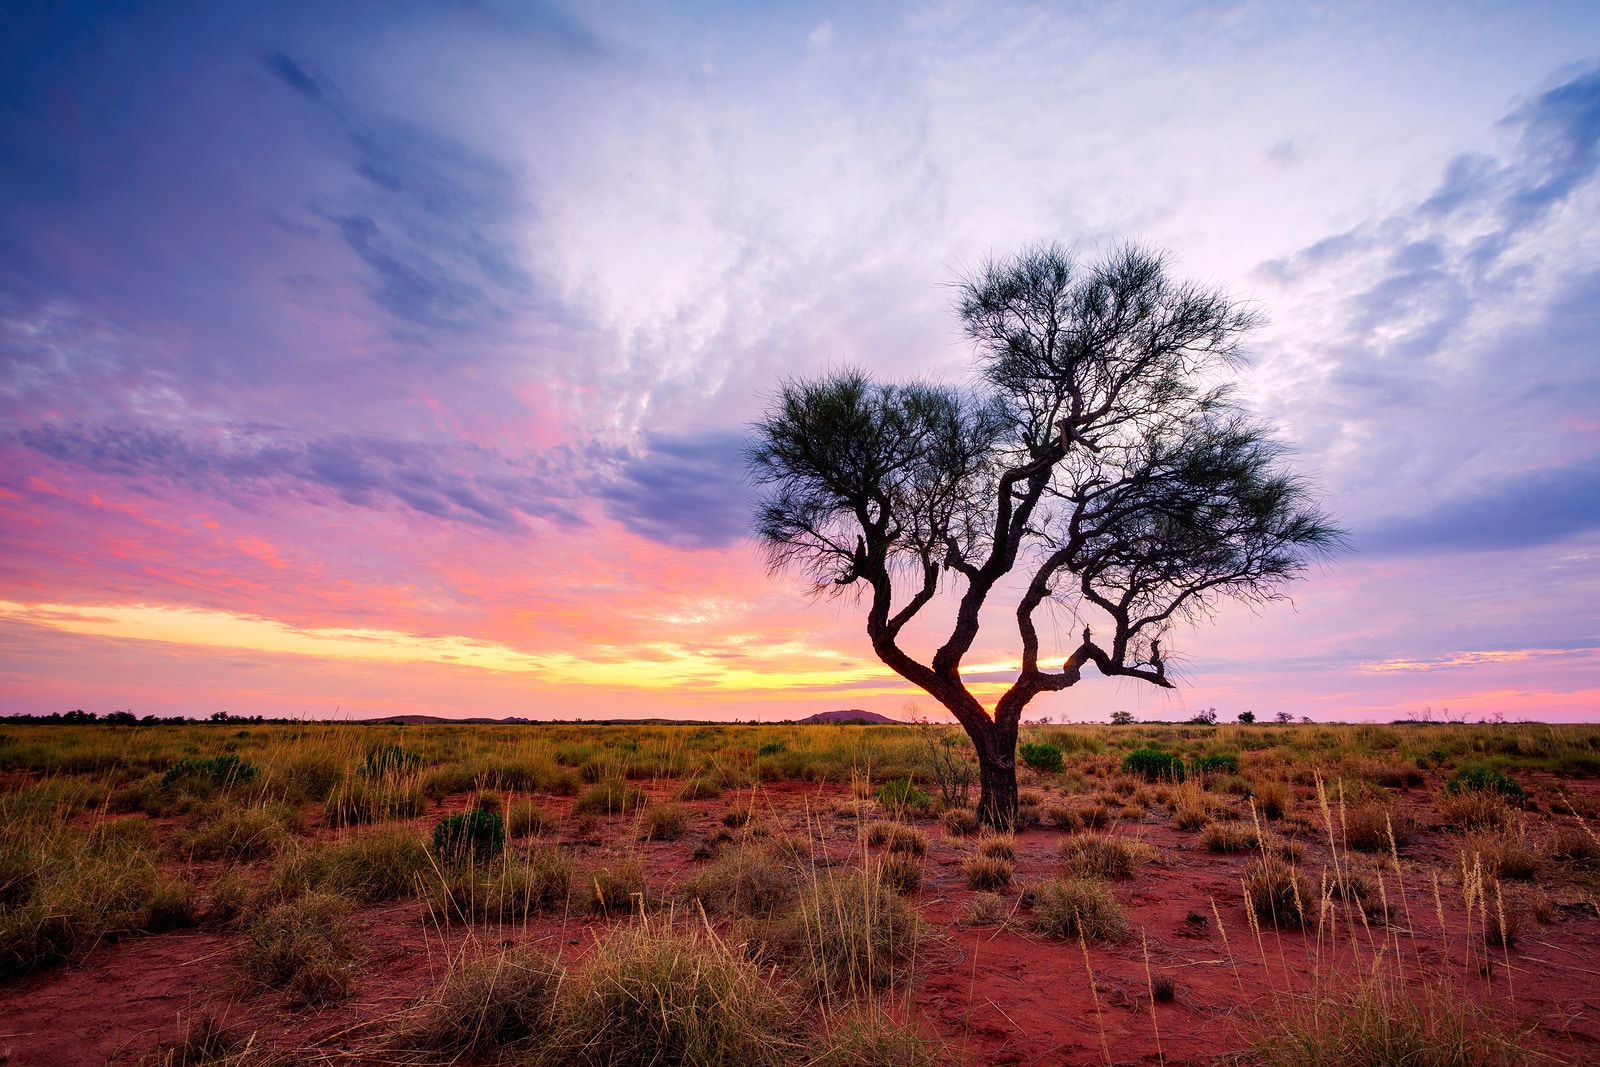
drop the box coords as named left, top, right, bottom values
left=4, top=776, right=1599, bottom=1066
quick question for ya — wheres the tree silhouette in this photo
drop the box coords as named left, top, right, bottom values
left=747, top=243, right=1343, bottom=827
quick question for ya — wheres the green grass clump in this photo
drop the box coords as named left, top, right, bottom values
left=676, top=776, right=723, bottom=801
left=683, top=841, right=800, bottom=920
left=873, top=778, right=932, bottom=817
left=323, top=775, right=426, bottom=826
left=642, top=803, right=689, bottom=841
left=183, top=803, right=299, bottom=861
left=543, top=920, right=792, bottom=1067
left=0, top=816, right=196, bottom=978
left=1445, top=767, right=1524, bottom=802
left=362, top=742, right=423, bottom=778
left=269, top=827, right=431, bottom=905
left=162, top=754, right=258, bottom=789
left=1122, top=748, right=1185, bottom=782
left=579, top=856, right=649, bottom=916
left=430, top=849, right=573, bottom=924
left=239, top=892, right=355, bottom=1005
left=1019, top=742, right=1065, bottom=774
left=1027, top=876, right=1127, bottom=942
left=432, top=809, right=505, bottom=865
left=573, top=780, right=647, bottom=817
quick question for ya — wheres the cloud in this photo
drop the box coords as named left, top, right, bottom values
left=600, top=430, right=753, bottom=548
left=13, top=424, right=595, bottom=531
left=1360, top=453, right=1600, bottom=553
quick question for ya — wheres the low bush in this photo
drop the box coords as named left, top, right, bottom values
left=544, top=921, right=792, bottom=1067
left=1191, top=752, right=1240, bottom=776
left=1445, top=767, right=1524, bottom=802
left=239, top=892, right=355, bottom=1005
left=1253, top=780, right=1292, bottom=819
left=1058, top=833, right=1155, bottom=879
left=404, top=944, right=562, bottom=1059
left=874, top=778, right=932, bottom=817
left=1242, top=857, right=1310, bottom=928
left=1019, top=742, right=1064, bottom=774
left=1027, top=876, right=1127, bottom=942
left=1122, top=749, right=1184, bottom=782
left=432, top=809, right=505, bottom=865
left=1435, top=790, right=1511, bottom=831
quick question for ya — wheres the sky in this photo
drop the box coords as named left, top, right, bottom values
left=1, top=0, right=1598, bottom=723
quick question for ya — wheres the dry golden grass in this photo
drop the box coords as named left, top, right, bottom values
left=1058, top=832, right=1156, bottom=879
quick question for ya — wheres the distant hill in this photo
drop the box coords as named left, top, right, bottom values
left=795, top=709, right=902, bottom=725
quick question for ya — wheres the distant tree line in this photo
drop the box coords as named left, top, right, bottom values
left=1, top=709, right=269, bottom=725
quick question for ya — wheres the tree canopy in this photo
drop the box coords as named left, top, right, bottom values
left=746, top=242, right=1345, bottom=825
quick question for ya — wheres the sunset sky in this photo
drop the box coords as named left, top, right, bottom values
left=2, top=1, right=1598, bottom=723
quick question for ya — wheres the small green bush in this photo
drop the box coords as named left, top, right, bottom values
left=874, top=778, right=932, bottom=817
left=1191, top=752, right=1241, bottom=776
left=432, top=810, right=506, bottom=865
left=1122, top=748, right=1185, bottom=782
left=1019, top=742, right=1065, bottom=774
left=1445, top=767, right=1524, bottom=802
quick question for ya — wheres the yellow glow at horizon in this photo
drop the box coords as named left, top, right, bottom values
left=0, top=600, right=1030, bottom=696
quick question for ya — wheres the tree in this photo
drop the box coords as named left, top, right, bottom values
left=1109, top=711, right=1135, bottom=725
left=1237, top=710, right=1256, bottom=724
left=746, top=243, right=1343, bottom=828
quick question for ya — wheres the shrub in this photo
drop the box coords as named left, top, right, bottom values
left=1019, top=742, right=1064, bottom=774
left=874, top=778, right=932, bottom=817
left=1191, top=752, right=1241, bottom=776
left=404, top=944, right=562, bottom=1058
left=1058, top=833, right=1155, bottom=879
left=787, top=871, right=920, bottom=1000
left=239, top=892, right=355, bottom=1005
left=573, top=780, right=647, bottom=817
left=508, top=799, right=554, bottom=838
left=1028, top=877, right=1127, bottom=942
left=676, top=777, right=723, bottom=801
left=963, top=854, right=1013, bottom=891
left=162, top=754, right=259, bottom=789
left=545, top=921, right=792, bottom=1067
left=1242, top=857, right=1310, bottom=928
left=1254, top=780, right=1292, bottom=819
left=940, top=807, right=979, bottom=835
left=1446, top=767, right=1524, bottom=802
left=432, top=809, right=506, bottom=865
left=642, top=803, right=689, bottom=841
left=1122, top=749, right=1185, bottom=782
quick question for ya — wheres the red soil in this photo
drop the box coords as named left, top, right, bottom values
left=4, top=776, right=1599, bottom=1066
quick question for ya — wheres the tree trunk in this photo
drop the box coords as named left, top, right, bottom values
left=973, top=722, right=1019, bottom=830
